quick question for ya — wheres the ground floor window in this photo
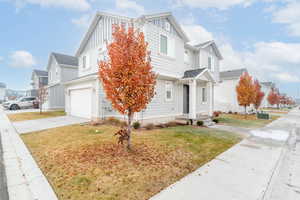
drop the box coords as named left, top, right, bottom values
left=202, top=87, right=207, bottom=103
left=165, top=81, right=173, bottom=101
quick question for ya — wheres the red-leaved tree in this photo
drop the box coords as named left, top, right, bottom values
left=253, top=80, right=265, bottom=110
left=98, top=24, right=156, bottom=150
left=236, top=72, right=255, bottom=114
left=267, top=88, right=279, bottom=108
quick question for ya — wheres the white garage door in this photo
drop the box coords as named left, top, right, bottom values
left=70, top=88, right=92, bottom=119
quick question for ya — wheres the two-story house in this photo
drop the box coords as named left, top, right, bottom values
left=64, top=12, right=223, bottom=122
left=214, top=68, right=250, bottom=113
left=43, top=52, right=78, bottom=110
left=27, top=69, right=48, bottom=97
left=261, top=82, right=275, bottom=108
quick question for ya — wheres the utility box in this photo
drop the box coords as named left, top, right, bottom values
left=257, top=112, right=270, bottom=120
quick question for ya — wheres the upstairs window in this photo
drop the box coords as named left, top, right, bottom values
left=55, top=67, right=58, bottom=75
left=165, top=21, right=171, bottom=32
left=160, top=35, right=168, bottom=55
left=202, top=87, right=207, bottom=103
left=208, top=56, right=214, bottom=71
left=165, top=81, right=173, bottom=101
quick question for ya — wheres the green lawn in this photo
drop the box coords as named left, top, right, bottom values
left=8, top=110, right=66, bottom=122
left=21, top=124, right=241, bottom=200
left=216, top=114, right=280, bottom=128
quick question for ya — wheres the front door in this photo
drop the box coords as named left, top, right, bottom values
left=183, top=84, right=189, bottom=114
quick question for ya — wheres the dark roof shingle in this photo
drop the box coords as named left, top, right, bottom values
left=220, top=68, right=247, bottom=80
left=183, top=68, right=206, bottom=79
left=33, top=69, right=48, bottom=77
left=52, top=52, right=78, bottom=67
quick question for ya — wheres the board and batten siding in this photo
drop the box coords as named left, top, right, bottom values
left=78, top=16, right=131, bottom=78
left=48, top=84, right=65, bottom=109
left=48, top=58, right=61, bottom=85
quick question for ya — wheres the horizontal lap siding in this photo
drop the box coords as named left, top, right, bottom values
left=99, top=78, right=183, bottom=120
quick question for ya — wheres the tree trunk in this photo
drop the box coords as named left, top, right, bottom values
left=127, top=112, right=133, bottom=150
left=244, top=106, right=247, bottom=119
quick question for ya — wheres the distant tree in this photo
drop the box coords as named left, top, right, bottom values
left=253, top=80, right=265, bottom=111
left=236, top=72, right=255, bottom=114
left=98, top=24, right=156, bottom=150
left=37, top=86, right=48, bottom=114
left=267, top=88, right=279, bottom=108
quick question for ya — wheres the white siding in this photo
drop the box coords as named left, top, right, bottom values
left=214, top=79, right=244, bottom=112
left=48, top=58, right=61, bottom=85
left=199, top=46, right=220, bottom=82
left=48, top=84, right=65, bottom=109
left=196, top=82, right=210, bottom=115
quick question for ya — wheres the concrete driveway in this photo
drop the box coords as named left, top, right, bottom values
left=13, top=116, right=90, bottom=134
left=4, top=108, right=40, bottom=114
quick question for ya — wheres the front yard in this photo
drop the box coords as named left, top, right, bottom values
left=8, top=110, right=66, bottom=122
left=216, top=113, right=280, bottom=128
left=21, top=124, right=241, bottom=200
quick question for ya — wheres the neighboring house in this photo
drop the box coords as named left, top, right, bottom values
left=261, top=82, right=275, bottom=108
left=64, top=12, right=223, bottom=122
left=43, top=52, right=78, bottom=110
left=0, top=82, right=6, bottom=103
left=214, top=68, right=248, bottom=113
left=27, top=70, right=48, bottom=97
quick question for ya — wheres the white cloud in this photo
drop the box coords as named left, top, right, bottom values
left=71, top=13, right=93, bottom=29
left=13, top=0, right=90, bottom=12
left=0, top=56, right=3, bottom=62
left=9, top=51, right=36, bottom=68
left=182, top=24, right=214, bottom=44
left=272, top=1, right=300, bottom=36
left=115, top=0, right=145, bottom=15
left=173, top=0, right=254, bottom=10
left=274, top=72, right=300, bottom=83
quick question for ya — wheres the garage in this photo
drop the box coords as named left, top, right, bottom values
left=70, top=88, right=92, bottom=119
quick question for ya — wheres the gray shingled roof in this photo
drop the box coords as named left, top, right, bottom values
left=220, top=68, right=247, bottom=80
left=33, top=69, right=48, bottom=77
left=261, top=82, right=274, bottom=87
left=0, top=82, right=6, bottom=88
left=52, top=52, right=78, bottom=66
left=183, top=68, right=206, bottom=79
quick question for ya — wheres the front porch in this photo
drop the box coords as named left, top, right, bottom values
left=179, top=68, right=215, bottom=123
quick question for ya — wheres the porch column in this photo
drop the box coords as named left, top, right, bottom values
left=208, top=81, right=214, bottom=116
left=189, top=79, right=197, bottom=119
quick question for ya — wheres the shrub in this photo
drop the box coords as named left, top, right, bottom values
left=228, top=111, right=233, bottom=114
left=212, top=119, right=219, bottom=123
left=196, top=120, right=204, bottom=126
left=234, top=112, right=238, bottom=115
left=144, top=123, right=155, bottom=130
left=213, top=111, right=221, bottom=117
left=133, top=121, right=141, bottom=129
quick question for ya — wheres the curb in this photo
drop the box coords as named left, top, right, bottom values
left=0, top=108, right=58, bottom=200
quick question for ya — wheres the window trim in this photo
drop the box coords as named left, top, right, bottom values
left=159, top=34, right=168, bottom=55
left=165, top=81, right=173, bottom=102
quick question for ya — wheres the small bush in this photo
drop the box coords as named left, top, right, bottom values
left=213, top=111, right=221, bottom=117
left=228, top=111, right=233, bottom=114
left=212, top=119, right=219, bottom=124
left=233, top=112, right=238, bottom=115
left=133, top=121, right=141, bottom=129
left=144, top=123, right=155, bottom=130
left=105, top=117, right=121, bottom=125
left=196, top=120, right=204, bottom=126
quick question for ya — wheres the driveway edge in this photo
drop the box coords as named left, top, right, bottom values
left=0, top=108, right=58, bottom=200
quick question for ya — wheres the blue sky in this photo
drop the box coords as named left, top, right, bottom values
left=0, top=0, right=299, bottom=98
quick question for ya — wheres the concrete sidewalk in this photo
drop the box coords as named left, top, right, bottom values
left=151, top=109, right=300, bottom=200
left=0, top=107, right=58, bottom=200
left=13, top=116, right=89, bottom=134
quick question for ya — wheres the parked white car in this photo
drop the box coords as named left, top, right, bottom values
left=2, top=96, right=36, bottom=110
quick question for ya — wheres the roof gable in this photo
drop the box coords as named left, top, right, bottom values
left=194, top=40, right=223, bottom=60
left=142, top=12, right=189, bottom=42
